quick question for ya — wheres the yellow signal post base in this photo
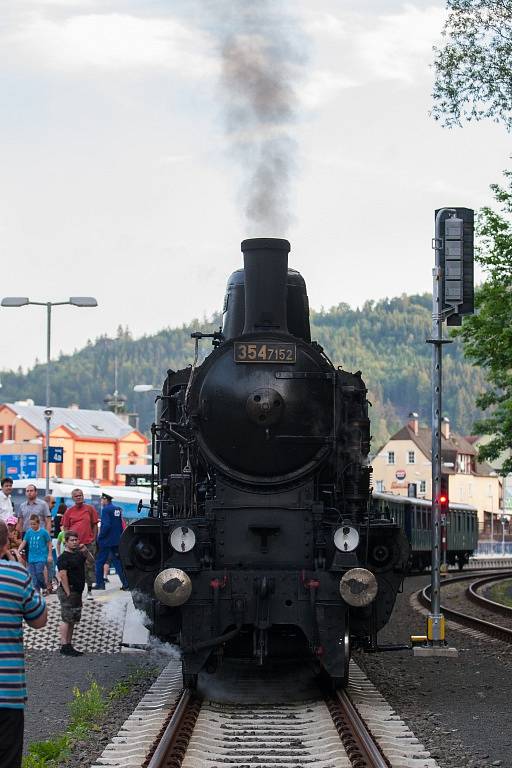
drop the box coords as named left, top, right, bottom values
left=411, top=614, right=458, bottom=657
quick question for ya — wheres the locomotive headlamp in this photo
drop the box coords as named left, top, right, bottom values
left=154, top=568, right=192, bottom=607
left=339, top=568, right=378, bottom=607
left=170, top=526, right=196, bottom=553
left=334, top=525, right=359, bottom=552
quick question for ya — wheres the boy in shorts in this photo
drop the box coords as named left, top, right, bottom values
left=56, top=530, right=95, bottom=657
left=18, top=514, right=52, bottom=594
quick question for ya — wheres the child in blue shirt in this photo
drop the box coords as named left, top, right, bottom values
left=18, top=514, right=53, bottom=594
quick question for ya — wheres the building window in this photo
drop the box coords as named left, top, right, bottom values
left=55, top=462, right=63, bottom=478
left=75, top=458, right=83, bottom=479
left=0, top=428, right=3, bottom=443
left=5, top=425, right=13, bottom=440
left=89, top=459, right=97, bottom=480
left=376, top=480, right=384, bottom=492
left=102, top=460, right=110, bottom=481
left=419, top=480, right=426, bottom=494
left=387, top=451, right=395, bottom=465
left=407, top=451, right=415, bottom=464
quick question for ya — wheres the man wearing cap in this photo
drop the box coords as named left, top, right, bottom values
left=92, top=493, right=129, bottom=591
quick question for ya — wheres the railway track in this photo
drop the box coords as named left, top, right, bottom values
left=146, top=684, right=389, bottom=768
left=92, top=659, right=440, bottom=768
left=417, top=570, right=512, bottom=643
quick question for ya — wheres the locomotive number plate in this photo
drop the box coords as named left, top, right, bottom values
left=234, top=341, right=296, bottom=363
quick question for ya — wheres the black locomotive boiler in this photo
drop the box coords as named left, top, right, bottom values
left=120, top=238, right=409, bottom=688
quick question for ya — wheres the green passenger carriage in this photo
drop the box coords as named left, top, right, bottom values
left=372, top=492, right=478, bottom=570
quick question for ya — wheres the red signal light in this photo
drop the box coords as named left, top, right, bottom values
left=439, top=494, right=448, bottom=505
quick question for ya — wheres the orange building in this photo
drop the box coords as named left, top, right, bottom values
left=0, top=402, right=148, bottom=485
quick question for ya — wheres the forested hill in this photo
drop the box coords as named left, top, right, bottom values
left=0, top=293, right=485, bottom=448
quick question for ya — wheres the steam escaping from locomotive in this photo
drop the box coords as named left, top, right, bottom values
left=120, top=238, right=409, bottom=689
left=202, top=2, right=305, bottom=233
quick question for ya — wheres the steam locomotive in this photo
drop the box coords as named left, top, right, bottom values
left=120, top=238, right=409, bottom=688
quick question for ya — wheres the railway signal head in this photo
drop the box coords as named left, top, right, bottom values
left=435, top=207, right=475, bottom=326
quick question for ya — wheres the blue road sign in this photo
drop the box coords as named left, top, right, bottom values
left=0, top=454, right=38, bottom=480
left=47, top=447, right=64, bottom=463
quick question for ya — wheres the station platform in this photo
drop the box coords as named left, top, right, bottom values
left=24, top=574, right=150, bottom=654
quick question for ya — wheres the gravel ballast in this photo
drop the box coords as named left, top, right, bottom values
left=355, top=574, right=512, bottom=768
left=23, top=649, right=168, bottom=761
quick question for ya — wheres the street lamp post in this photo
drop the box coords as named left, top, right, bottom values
left=1, top=296, right=98, bottom=493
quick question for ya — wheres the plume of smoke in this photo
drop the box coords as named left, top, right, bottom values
left=202, top=2, right=306, bottom=235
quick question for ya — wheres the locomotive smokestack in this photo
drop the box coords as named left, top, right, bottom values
left=241, top=238, right=290, bottom=334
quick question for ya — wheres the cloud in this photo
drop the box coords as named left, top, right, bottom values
left=299, top=70, right=358, bottom=109
left=159, top=153, right=194, bottom=166
left=357, top=4, right=446, bottom=84
left=4, top=12, right=219, bottom=77
left=296, top=3, right=447, bottom=107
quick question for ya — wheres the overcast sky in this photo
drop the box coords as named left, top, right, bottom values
left=0, top=0, right=510, bottom=371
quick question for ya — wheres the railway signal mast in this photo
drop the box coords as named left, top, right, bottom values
left=415, top=208, right=474, bottom=657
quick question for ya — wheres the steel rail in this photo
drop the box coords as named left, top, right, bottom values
left=145, top=688, right=194, bottom=768
left=419, top=570, right=512, bottom=643
left=328, top=688, right=389, bottom=768
left=467, top=574, right=512, bottom=617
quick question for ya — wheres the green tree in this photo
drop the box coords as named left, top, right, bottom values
left=432, top=0, right=512, bottom=129
left=457, top=170, right=512, bottom=472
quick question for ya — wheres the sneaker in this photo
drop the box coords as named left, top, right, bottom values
left=104, top=577, right=110, bottom=583
left=69, top=646, right=84, bottom=656
left=92, top=584, right=106, bottom=590
left=60, top=644, right=74, bottom=656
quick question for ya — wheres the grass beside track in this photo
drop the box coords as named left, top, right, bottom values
left=22, top=666, right=157, bottom=768
left=488, top=578, right=512, bottom=608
